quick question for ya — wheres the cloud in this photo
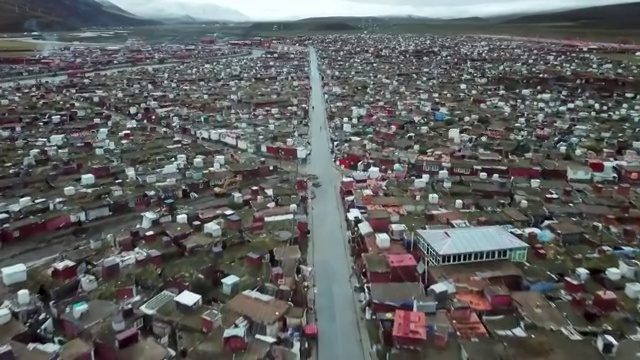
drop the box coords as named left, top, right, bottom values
left=112, top=0, right=640, bottom=20
left=214, top=0, right=640, bottom=19
left=109, top=0, right=250, bottom=20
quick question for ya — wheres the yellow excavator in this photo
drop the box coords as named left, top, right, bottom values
left=213, top=175, right=241, bottom=196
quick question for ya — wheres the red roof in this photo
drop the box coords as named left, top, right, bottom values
left=386, top=253, right=417, bottom=268
left=304, top=323, right=318, bottom=337
left=392, top=310, right=427, bottom=340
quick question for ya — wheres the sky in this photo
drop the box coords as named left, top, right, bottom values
left=206, top=0, right=638, bottom=20
left=112, top=0, right=640, bottom=21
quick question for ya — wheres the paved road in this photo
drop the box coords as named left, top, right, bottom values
left=308, top=47, right=367, bottom=360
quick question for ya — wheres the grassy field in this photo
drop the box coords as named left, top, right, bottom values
left=601, top=53, right=640, bottom=64
left=0, top=39, right=39, bottom=55
left=248, top=23, right=640, bottom=43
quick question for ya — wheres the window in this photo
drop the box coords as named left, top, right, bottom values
left=418, top=241, right=427, bottom=254
left=480, top=252, right=485, bottom=260
left=488, top=251, right=495, bottom=260
left=134, top=318, right=144, bottom=329
left=473, top=253, right=479, bottom=261
left=455, top=254, right=461, bottom=263
left=500, top=250, right=508, bottom=258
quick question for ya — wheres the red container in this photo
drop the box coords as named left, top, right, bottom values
left=115, top=286, right=136, bottom=301
left=296, top=178, right=308, bottom=191
left=143, top=231, right=157, bottom=243
left=297, top=220, right=309, bottom=236
left=564, top=277, right=585, bottom=294
left=101, top=258, right=120, bottom=280
left=245, top=252, right=262, bottom=267
left=46, top=214, right=71, bottom=231
left=250, top=222, right=264, bottom=232
left=225, top=214, right=242, bottom=230
left=618, top=184, right=631, bottom=197
left=136, top=255, right=149, bottom=267
left=593, top=290, right=617, bottom=312
left=271, top=267, right=283, bottom=282
left=387, top=254, right=418, bottom=283
left=118, top=236, right=134, bottom=251
left=51, top=260, right=78, bottom=282
left=534, top=248, right=548, bottom=259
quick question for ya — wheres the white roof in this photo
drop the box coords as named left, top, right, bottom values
left=221, top=275, right=240, bottom=285
left=1, top=263, right=27, bottom=273
left=357, top=221, right=373, bottom=235
left=416, top=226, right=529, bottom=256
left=389, top=224, right=408, bottom=231
left=175, top=290, right=202, bottom=307
left=52, top=260, right=76, bottom=270
left=205, top=222, right=221, bottom=229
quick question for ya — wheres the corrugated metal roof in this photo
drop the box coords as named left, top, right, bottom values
left=416, top=226, right=529, bottom=255
left=140, top=290, right=176, bottom=315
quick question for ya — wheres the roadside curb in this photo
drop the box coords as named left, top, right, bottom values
left=334, top=174, right=374, bottom=360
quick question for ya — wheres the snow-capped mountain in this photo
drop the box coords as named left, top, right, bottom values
left=108, top=0, right=250, bottom=21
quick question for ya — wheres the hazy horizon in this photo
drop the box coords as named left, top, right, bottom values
left=111, top=0, right=640, bottom=21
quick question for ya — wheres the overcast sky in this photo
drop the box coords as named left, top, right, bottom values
left=206, top=0, right=638, bottom=20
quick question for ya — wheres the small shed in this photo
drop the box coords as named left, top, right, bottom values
left=392, top=310, right=427, bottom=350
left=363, top=254, right=390, bottom=283
left=221, top=275, right=240, bottom=296
left=223, top=327, right=247, bottom=352
left=174, top=290, right=203, bottom=312
left=387, top=254, right=418, bottom=282
left=204, top=222, right=222, bottom=237
left=201, top=309, right=222, bottom=333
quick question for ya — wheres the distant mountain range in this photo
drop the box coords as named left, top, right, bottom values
left=1, top=0, right=636, bottom=33
left=108, top=0, right=250, bottom=22
left=0, top=0, right=158, bottom=32
left=291, top=2, right=640, bottom=30
left=502, top=2, right=640, bottom=29
left=0, top=0, right=249, bottom=32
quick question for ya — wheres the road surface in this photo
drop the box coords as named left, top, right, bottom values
left=307, top=47, right=367, bottom=360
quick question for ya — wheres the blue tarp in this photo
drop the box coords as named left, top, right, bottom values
left=613, top=248, right=639, bottom=257
left=538, top=230, right=554, bottom=243
left=529, top=282, right=556, bottom=293
left=435, top=112, right=446, bottom=121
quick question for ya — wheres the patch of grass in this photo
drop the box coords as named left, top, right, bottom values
left=0, top=39, right=39, bottom=53
left=600, top=53, right=640, bottom=64
left=365, top=320, right=381, bottom=344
